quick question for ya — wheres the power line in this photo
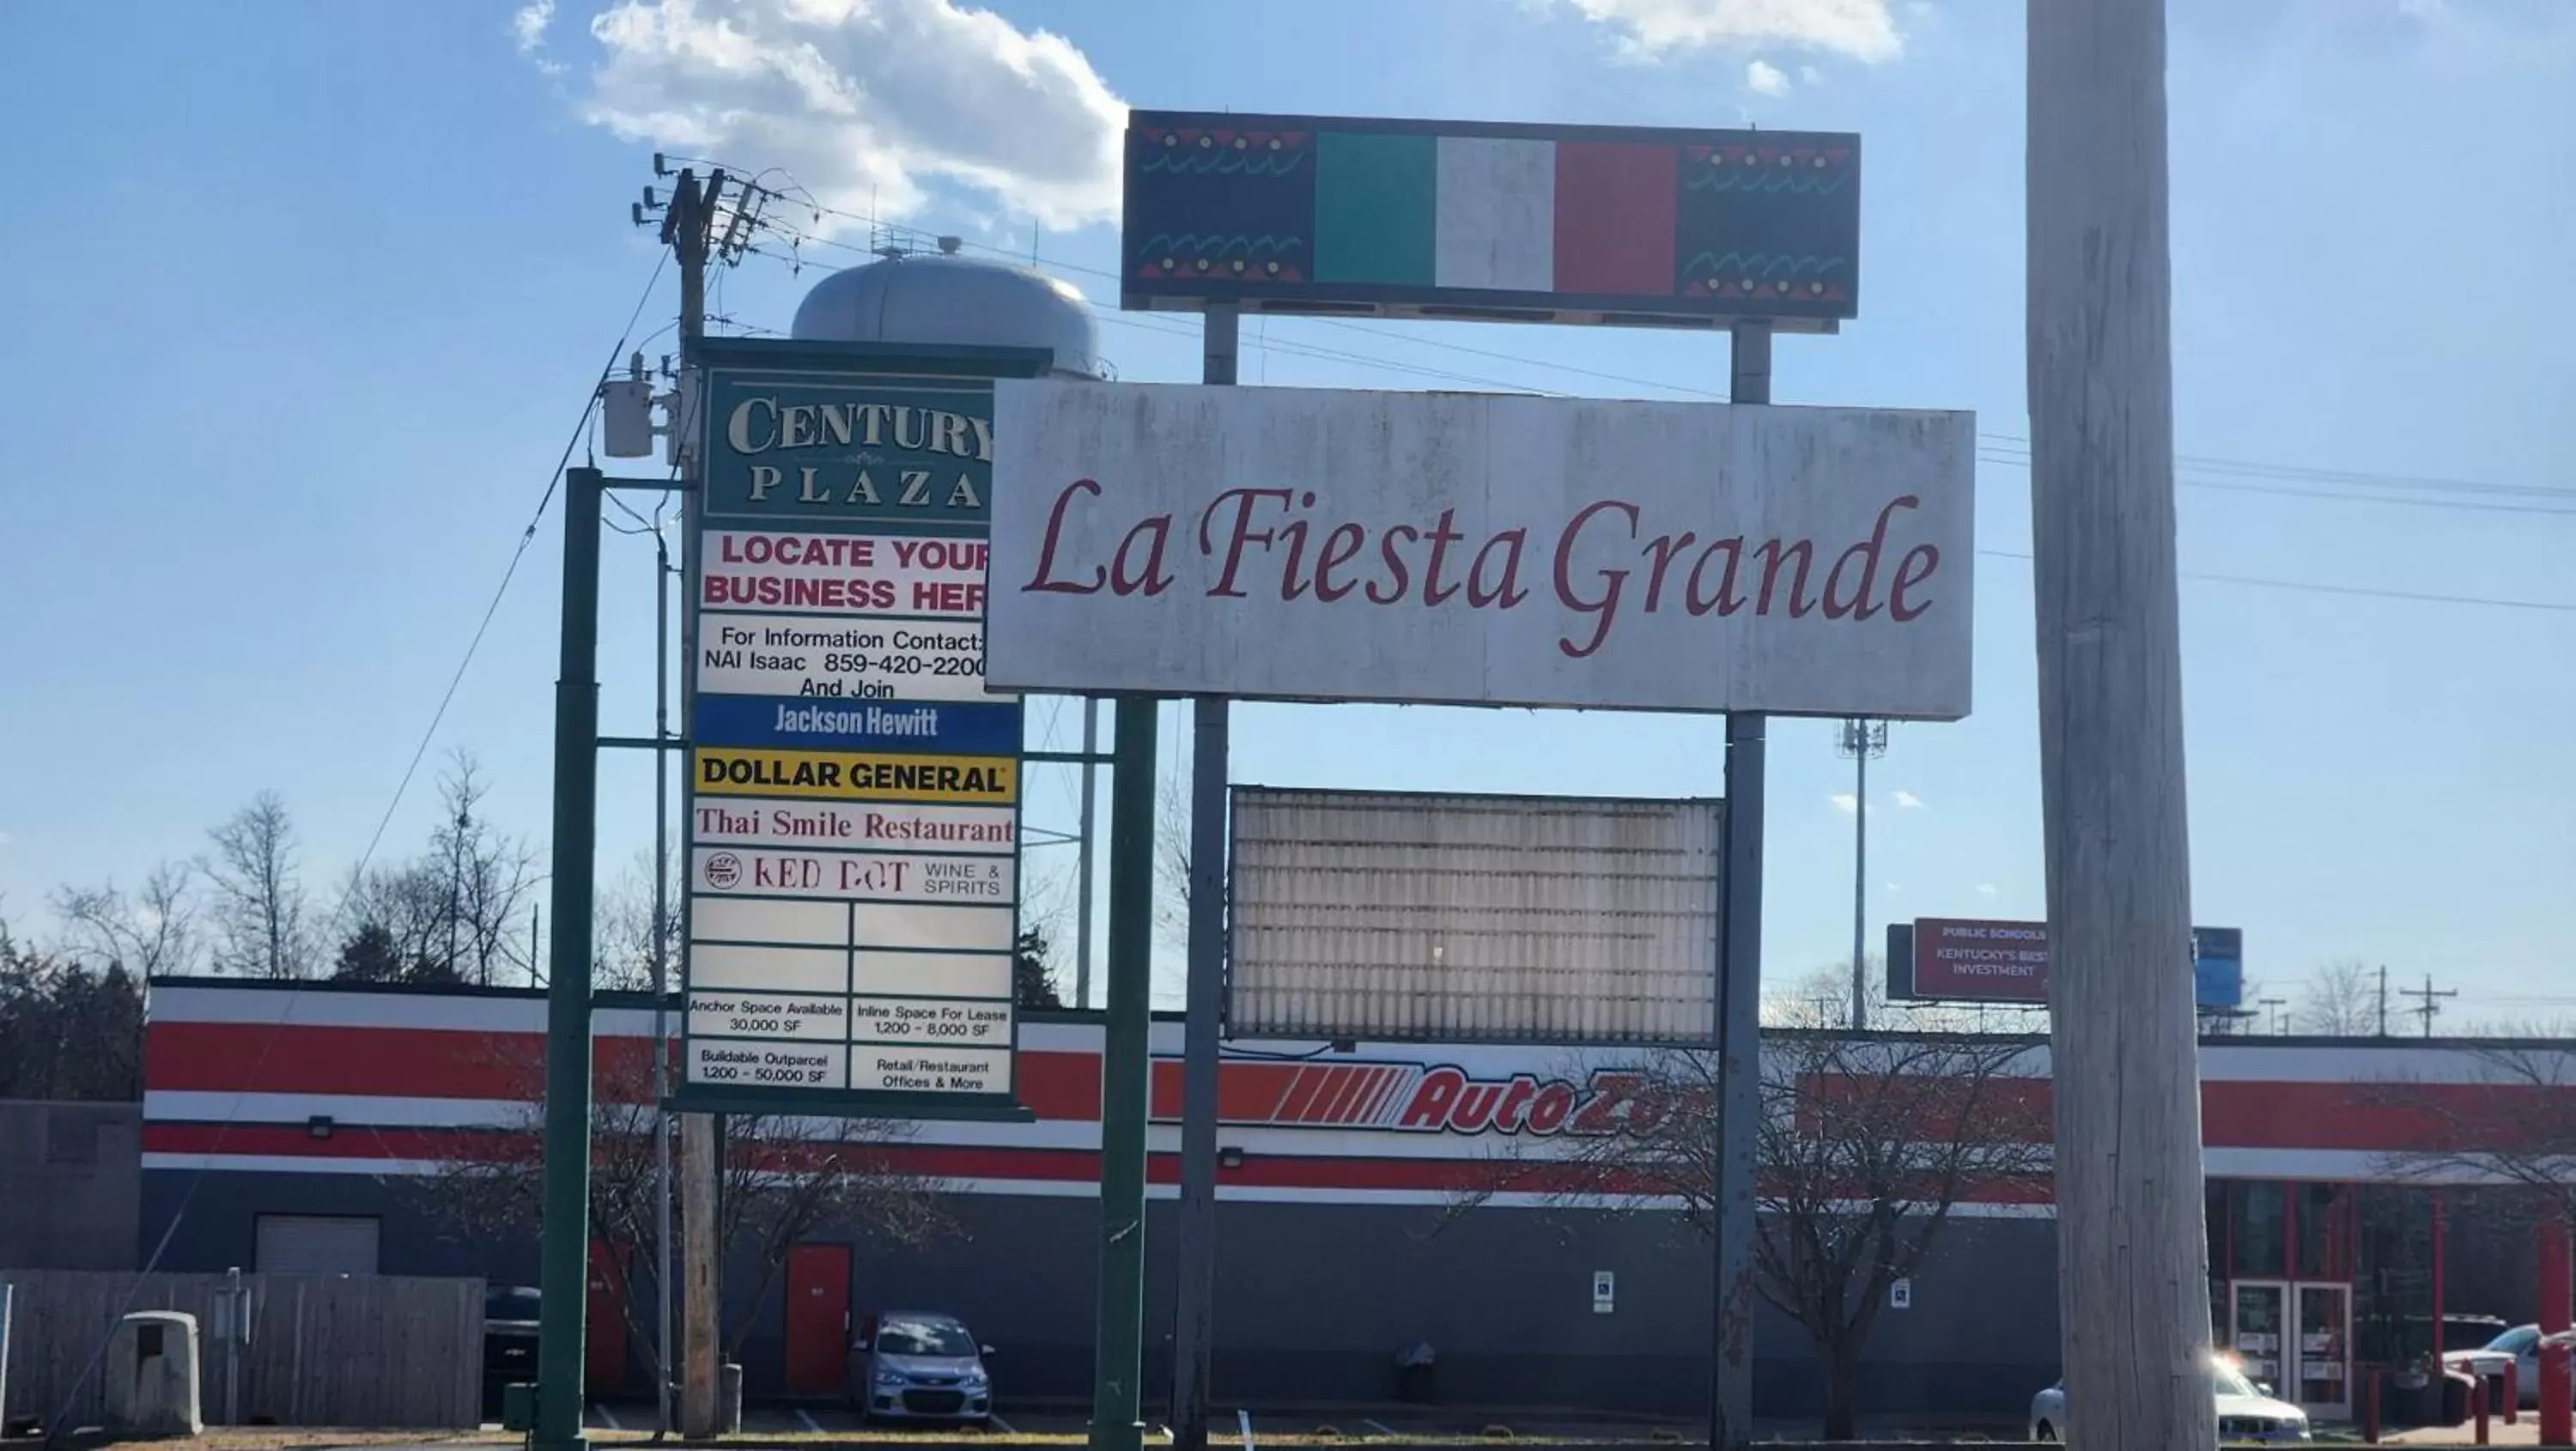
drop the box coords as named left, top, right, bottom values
left=1978, top=452, right=2576, bottom=519
left=1973, top=548, right=2576, bottom=615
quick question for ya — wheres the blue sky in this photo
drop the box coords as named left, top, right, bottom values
left=1, top=0, right=2569, bottom=1023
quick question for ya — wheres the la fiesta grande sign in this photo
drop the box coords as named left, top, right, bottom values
left=985, top=381, right=1975, bottom=720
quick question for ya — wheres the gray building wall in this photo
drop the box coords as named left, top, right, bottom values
left=0, top=1100, right=140, bottom=1271
left=140, top=1169, right=2061, bottom=1418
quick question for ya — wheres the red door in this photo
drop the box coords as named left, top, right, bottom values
left=586, top=1239, right=630, bottom=1393
left=784, top=1243, right=853, bottom=1396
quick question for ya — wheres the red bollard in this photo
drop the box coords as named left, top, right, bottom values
left=2366, top=1368, right=2382, bottom=1444
left=2476, top=1375, right=2492, bottom=1445
left=2507, top=1359, right=2521, bottom=1425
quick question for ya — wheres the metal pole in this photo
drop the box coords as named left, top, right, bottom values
left=1852, top=736, right=1868, bottom=1031
left=1710, top=321, right=1771, bottom=1451
left=652, top=526, right=675, bottom=1438
left=1078, top=696, right=1099, bottom=1009
left=1173, top=301, right=1240, bottom=1451
left=2027, top=3, right=2213, bottom=1448
left=1090, top=692, right=1158, bottom=1451
left=534, top=464, right=603, bottom=1451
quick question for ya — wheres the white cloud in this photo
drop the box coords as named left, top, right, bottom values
left=1551, top=0, right=1904, bottom=62
left=1892, top=789, right=1925, bottom=810
left=574, top=0, right=1127, bottom=230
left=1829, top=792, right=1858, bottom=814
left=1746, top=58, right=1792, bottom=94
left=1799, top=62, right=1825, bottom=85
left=513, top=0, right=556, bottom=52
left=1977, top=882, right=1998, bottom=897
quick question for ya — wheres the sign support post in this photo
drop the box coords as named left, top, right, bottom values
left=534, top=464, right=603, bottom=1451
left=1172, top=301, right=1239, bottom=1451
left=1710, top=324, right=1771, bottom=1451
left=1091, top=694, right=1158, bottom=1451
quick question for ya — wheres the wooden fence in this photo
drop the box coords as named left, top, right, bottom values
left=0, top=1270, right=483, bottom=1430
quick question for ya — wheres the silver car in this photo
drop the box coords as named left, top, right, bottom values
left=2030, top=1354, right=2310, bottom=1443
left=2443, top=1324, right=2576, bottom=1408
left=847, top=1311, right=994, bottom=1424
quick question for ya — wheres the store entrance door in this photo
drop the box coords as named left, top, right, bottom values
left=2293, top=1283, right=2353, bottom=1420
left=2231, top=1281, right=2289, bottom=1391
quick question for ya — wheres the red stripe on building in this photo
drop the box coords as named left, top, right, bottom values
left=1310, top=1065, right=1372, bottom=1125
left=146, top=1022, right=1106, bottom=1121
left=140, top=1123, right=2048, bottom=1203
left=1147, top=1059, right=1303, bottom=1124
left=1273, top=1065, right=1330, bottom=1122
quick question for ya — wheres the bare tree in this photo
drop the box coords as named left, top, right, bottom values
left=1765, top=959, right=1996, bottom=1035
left=52, top=861, right=202, bottom=977
left=1153, top=772, right=1191, bottom=951
left=1455, top=1011, right=2049, bottom=1439
left=204, top=792, right=316, bottom=979
left=593, top=849, right=681, bottom=993
left=407, top=1044, right=951, bottom=1382
left=2297, top=959, right=2380, bottom=1036
left=429, top=751, right=542, bottom=986
left=2377, top=1038, right=2576, bottom=1210
left=337, top=859, right=457, bottom=980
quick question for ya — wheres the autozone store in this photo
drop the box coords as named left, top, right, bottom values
left=140, top=977, right=2567, bottom=1421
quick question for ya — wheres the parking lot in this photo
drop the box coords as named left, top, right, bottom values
left=575, top=1403, right=1710, bottom=1442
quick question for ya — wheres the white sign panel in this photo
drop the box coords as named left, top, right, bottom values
left=693, top=799, right=1017, bottom=854
left=690, top=1039, right=848, bottom=1091
left=853, top=1045, right=1012, bottom=1096
left=696, top=614, right=1000, bottom=703
left=702, top=531, right=991, bottom=617
left=1228, top=788, right=1722, bottom=1045
left=690, top=847, right=1015, bottom=903
left=987, top=381, right=1974, bottom=719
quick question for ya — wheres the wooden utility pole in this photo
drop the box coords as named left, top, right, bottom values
left=2026, top=4, right=2216, bottom=1451
left=664, top=167, right=726, bottom=1441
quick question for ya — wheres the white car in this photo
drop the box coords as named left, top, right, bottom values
left=2444, top=1325, right=2576, bottom=1408
left=2030, top=1355, right=2310, bottom=1443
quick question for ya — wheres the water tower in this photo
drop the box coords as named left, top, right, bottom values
left=790, top=236, right=1109, bottom=379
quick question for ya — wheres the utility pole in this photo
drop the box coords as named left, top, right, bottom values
left=650, top=521, right=675, bottom=1439
left=1709, top=320, right=1771, bottom=1451
left=2257, top=997, right=2287, bottom=1036
left=2027, top=3, right=2215, bottom=1451
left=659, top=164, right=728, bottom=1442
left=1836, top=718, right=1887, bottom=1030
left=2401, top=974, right=2458, bottom=1039
left=1171, top=303, right=1239, bottom=1451
left=2377, top=963, right=2390, bottom=1038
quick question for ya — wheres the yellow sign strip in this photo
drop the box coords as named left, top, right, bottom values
left=696, top=747, right=1018, bottom=804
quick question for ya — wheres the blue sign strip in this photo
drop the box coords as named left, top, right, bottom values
left=695, top=694, right=1023, bottom=755
left=2191, top=926, right=2245, bottom=1011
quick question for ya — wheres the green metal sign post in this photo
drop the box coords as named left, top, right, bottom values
left=1088, top=695, right=1157, bottom=1451
left=534, top=465, right=604, bottom=1451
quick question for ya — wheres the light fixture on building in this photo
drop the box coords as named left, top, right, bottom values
left=1217, top=1146, right=1246, bottom=1170
left=307, top=1115, right=334, bottom=1140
